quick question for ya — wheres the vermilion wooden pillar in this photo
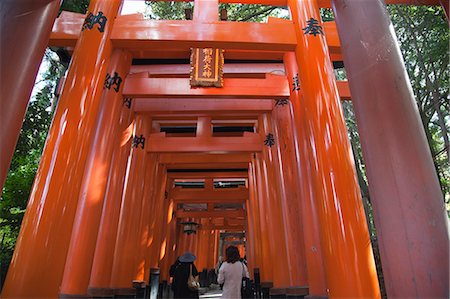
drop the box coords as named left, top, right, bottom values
left=207, top=230, right=219, bottom=269
left=148, top=165, right=169, bottom=281
left=244, top=197, right=255, bottom=275
left=186, top=229, right=199, bottom=255
left=214, top=230, right=220, bottom=266
left=256, top=114, right=291, bottom=287
left=246, top=161, right=263, bottom=277
left=193, top=0, right=218, bottom=22
left=283, top=52, right=328, bottom=297
left=135, top=154, right=160, bottom=281
left=331, top=1, right=449, bottom=297
left=196, top=222, right=210, bottom=271
left=88, top=96, right=135, bottom=296
left=271, top=101, right=308, bottom=286
left=110, top=114, right=151, bottom=292
left=253, top=154, right=274, bottom=283
left=287, top=0, right=381, bottom=297
left=175, top=220, right=199, bottom=265
left=60, top=49, right=132, bottom=297
left=1, top=1, right=122, bottom=297
left=0, top=0, right=60, bottom=190
left=147, top=176, right=171, bottom=272
left=259, top=114, right=292, bottom=287
left=162, top=199, right=178, bottom=281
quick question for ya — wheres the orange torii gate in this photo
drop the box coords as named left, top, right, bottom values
left=1, top=0, right=448, bottom=298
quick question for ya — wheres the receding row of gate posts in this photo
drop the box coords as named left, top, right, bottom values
left=129, top=267, right=306, bottom=299
left=1, top=0, right=449, bottom=298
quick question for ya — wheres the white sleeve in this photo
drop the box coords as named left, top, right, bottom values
left=217, top=263, right=225, bottom=284
left=244, top=263, right=250, bottom=278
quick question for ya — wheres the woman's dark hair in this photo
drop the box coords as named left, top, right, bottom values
left=225, top=246, right=241, bottom=263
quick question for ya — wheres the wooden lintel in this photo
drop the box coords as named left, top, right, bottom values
left=112, top=20, right=295, bottom=51
left=123, top=75, right=289, bottom=99
left=49, top=13, right=340, bottom=53
left=337, top=81, right=351, bottom=101
left=199, top=225, right=245, bottom=231
left=160, top=153, right=252, bottom=165
left=147, top=132, right=262, bottom=153
left=223, top=218, right=247, bottom=226
left=168, top=171, right=248, bottom=179
left=124, top=76, right=350, bottom=101
left=176, top=209, right=247, bottom=218
left=130, top=63, right=285, bottom=76
left=165, top=162, right=249, bottom=170
left=171, top=188, right=248, bottom=203
left=50, top=13, right=295, bottom=51
left=134, top=98, right=274, bottom=113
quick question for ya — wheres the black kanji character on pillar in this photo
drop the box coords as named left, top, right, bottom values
left=264, top=133, right=275, bottom=147
left=104, top=72, right=122, bottom=92
left=123, top=98, right=132, bottom=108
left=275, top=99, right=289, bottom=107
left=292, top=74, right=300, bottom=91
left=82, top=11, right=108, bottom=33
left=302, top=18, right=324, bottom=36
left=132, top=134, right=146, bottom=149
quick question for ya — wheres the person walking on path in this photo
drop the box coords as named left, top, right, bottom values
left=218, top=246, right=250, bottom=299
left=169, top=252, right=200, bottom=298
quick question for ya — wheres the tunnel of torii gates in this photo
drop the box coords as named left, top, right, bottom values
left=0, top=0, right=449, bottom=298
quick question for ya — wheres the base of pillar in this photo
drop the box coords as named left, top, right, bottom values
left=59, top=293, right=91, bottom=298
left=287, top=286, right=310, bottom=297
left=261, top=281, right=274, bottom=288
left=270, top=287, right=287, bottom=298
left=113, top=287, right=136, bottom=296
left=87, top=287, right=115, bottom=297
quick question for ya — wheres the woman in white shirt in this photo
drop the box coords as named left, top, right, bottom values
left=218, top=246, right=250, bottom=299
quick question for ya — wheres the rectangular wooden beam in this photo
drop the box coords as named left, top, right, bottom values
left=171, top=188, right=248, bottom=203
left=130, top=63, right=285, bottom=77
left=134, top=98, right=275, bottom=113
left=49, top=11, right=84, bottom=47
left=48, top=13, right=341, bottom=55
left=165, top=162, right=249, bottom=170
left=161, top=153, right=252, bottom=164
left=129, top=49, right=288, bottom=61
left=168, top=171, right=248, bottom=179
left=124, top=75, right=289, bottom=99
left=112, top=20, right=296, bottom=51
left=147, top=132, right=262, bottom=152
left=199, top=225, right=245, bottom=231
left=337, top=81, right=351, bottom=100
left=176, top=209, right=247, bottom=218
left=50, top=13, right=296, bottom=51
left=125, top=76, right=351, bottom=100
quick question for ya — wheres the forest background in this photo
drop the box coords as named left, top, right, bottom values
left=0, top=0, right=448, bottom=291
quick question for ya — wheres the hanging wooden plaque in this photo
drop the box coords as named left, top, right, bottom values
left=190, top=48, right=224, bottom=87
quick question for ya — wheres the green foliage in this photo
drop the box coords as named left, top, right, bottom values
left=218, top=4, right=287, bottom=22
left=145, top=1, right=193, bottom=20
left=145, top=1, right=287, bottom=22
left=320, top=8, right=334, bottom=22
left=59, top=0, right=90, bottom=14
left=0, top=226, right=18, bottom=290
